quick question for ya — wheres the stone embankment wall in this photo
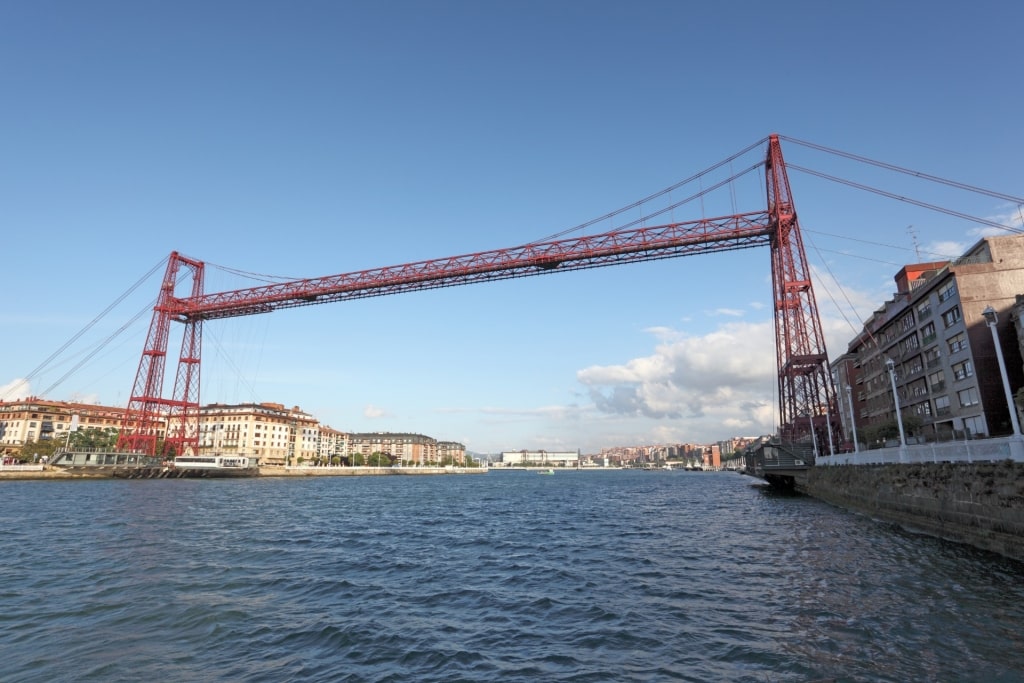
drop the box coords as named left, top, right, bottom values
left=803, top=461, right=1024, bottom=563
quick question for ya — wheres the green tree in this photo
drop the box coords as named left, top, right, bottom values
left=68, top=427, right=119, bottom=450
left=17, top=438, right=62, bottom=462
left=862, top=413, right=923, bottom=445
left=368, top=451, right=390, bottom=466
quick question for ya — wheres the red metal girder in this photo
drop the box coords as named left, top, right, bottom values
left=766, top=134, right=839, bottom=448
left=180, top=212, right=772, bottom=321
left=117, top=252, right=205, bottom=456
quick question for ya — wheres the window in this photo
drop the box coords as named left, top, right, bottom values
left=917, top=301, right=933, bottom=320
left=942, top=306, right=962, bottom=328
left=938, top=280, right=957, bottom=302
left=935, top=395, right=951, bottom=415
left=952, top=360, right=974, bottom=380
left=958, top=387, right=980, bottom=407
left=964, top=415, right=986, bottom=438
left=948, top=332, right=968, bottom=354
left=903, top=334, right=920, bottom=352
left=921, top=322, right=936, bottom=344
left=928, top=371, right=945, bottom=392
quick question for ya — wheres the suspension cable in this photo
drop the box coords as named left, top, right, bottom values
left=788, top=164, right=1023, bottom=235
left=531, top=136, right=769, bottom=243
left=3, top=256, right=169, bottom=400
left=600, top=162, right=764, bottom=233
left=780, top=135, right=1024, bottom=206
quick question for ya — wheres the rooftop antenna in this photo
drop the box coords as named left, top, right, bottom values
left=907, top=225, right=922, bottom=260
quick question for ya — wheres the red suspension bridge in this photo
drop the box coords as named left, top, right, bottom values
left=110, top=134, right=1021, bottom=457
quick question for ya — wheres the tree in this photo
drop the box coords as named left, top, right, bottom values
left=16, top=438, right=61, bottom=462
left=67, top=427, right=119, bottom=450
left=862, top=413, right=923, bottom=445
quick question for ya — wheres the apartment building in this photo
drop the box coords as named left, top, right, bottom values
left=833, top=234, right=1024, bottom=446
left=197, top=402, right=319, bottom=465
left=348, top=432, right=457, bottom=465
left=0, top=397, right=160, bottom=455
left=317, top=425, right=350, bottom=464
left=437, top=440, right=467, bottom=466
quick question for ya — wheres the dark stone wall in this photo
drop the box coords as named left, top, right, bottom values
left=802, top=462, right=1024, bottom=563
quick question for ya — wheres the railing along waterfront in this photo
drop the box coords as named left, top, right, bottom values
left=817, top=434, right=1024, bottom=466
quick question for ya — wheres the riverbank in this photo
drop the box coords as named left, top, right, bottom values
left=259, top=465, right=487, bottom=476
left=0, top=464, right=489, bottom=480
left=800, top=460, right=1024, bottom=563
left=0, top=467, right=106, bottom=480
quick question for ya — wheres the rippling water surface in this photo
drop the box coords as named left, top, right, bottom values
left=2, top=470, right=1023, bottom=682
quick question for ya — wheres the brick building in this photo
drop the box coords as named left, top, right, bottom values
left=832, top=234, right=1024, bottom=446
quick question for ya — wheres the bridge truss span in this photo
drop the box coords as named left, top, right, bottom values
left=117, top=134, right=840, bottom=457
left=184, top=210, right=773, bottom=321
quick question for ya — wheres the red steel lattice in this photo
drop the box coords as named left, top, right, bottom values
left=119, top=135, right=839, bottom=456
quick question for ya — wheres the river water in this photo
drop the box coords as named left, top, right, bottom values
left=1, top=470, right=1022, bottom=682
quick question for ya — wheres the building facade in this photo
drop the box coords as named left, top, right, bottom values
left=500, top=450, right=578, bottom=466
left=197, top=402, right=319, bottom=466
left=832, top=235, right=1024, bottom=446
left=0, top=397, right=160, bottom=456
left=347, top=432, right=465, bottom=465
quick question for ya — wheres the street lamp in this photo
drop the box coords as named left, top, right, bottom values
left=806, top=411, right=819, bottom=460
left=825, top=400, right=835, bottom=456
left=982, top=306, right=1022, bottom=436
left=846, top=385, right=859, bottom=453
left=886, top=357, right=908, bottom=460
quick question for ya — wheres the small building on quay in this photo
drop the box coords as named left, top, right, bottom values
left=499, top=450, right=579, bottom=467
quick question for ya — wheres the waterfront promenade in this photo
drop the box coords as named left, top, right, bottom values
left=260, top=465, right=487, bottom=477
left=816, top=433, right=1024, bottom=466
left=0, top=464, right=488, bottom=480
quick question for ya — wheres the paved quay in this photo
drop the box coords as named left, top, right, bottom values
left=0, top=465, right=488, bottom=480
left=259, top=465, right=487, bottom=476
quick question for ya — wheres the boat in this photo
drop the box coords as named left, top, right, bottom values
left=538, top=468, right=555, bottom=475
left=49, top=451, right=259, bottom=478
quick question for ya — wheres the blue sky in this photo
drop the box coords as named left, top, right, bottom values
left=2, top=1, right=1022, bottom=454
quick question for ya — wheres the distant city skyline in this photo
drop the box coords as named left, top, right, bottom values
left=1, top=2, right=1021, bottom=454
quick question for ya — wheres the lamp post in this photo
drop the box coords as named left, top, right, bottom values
left=886, top=357, right=908, bottom=462
left=807, top=411, right=819, bottom=460
left=846, top=385, right=859, bottom=453
left=825, top=400, right=835, bottom=457
left=982, top=306, right=1022, bottom=437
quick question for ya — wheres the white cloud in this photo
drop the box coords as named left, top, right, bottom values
left=363, top=404, right=390, bottom=419
left=0, top=379, right=31, bottom=401
left=926, top=240, right=968, bottom=259
left=577, top=320, right=776, bottom=432
left=710, top=307, right=745, bottom=317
